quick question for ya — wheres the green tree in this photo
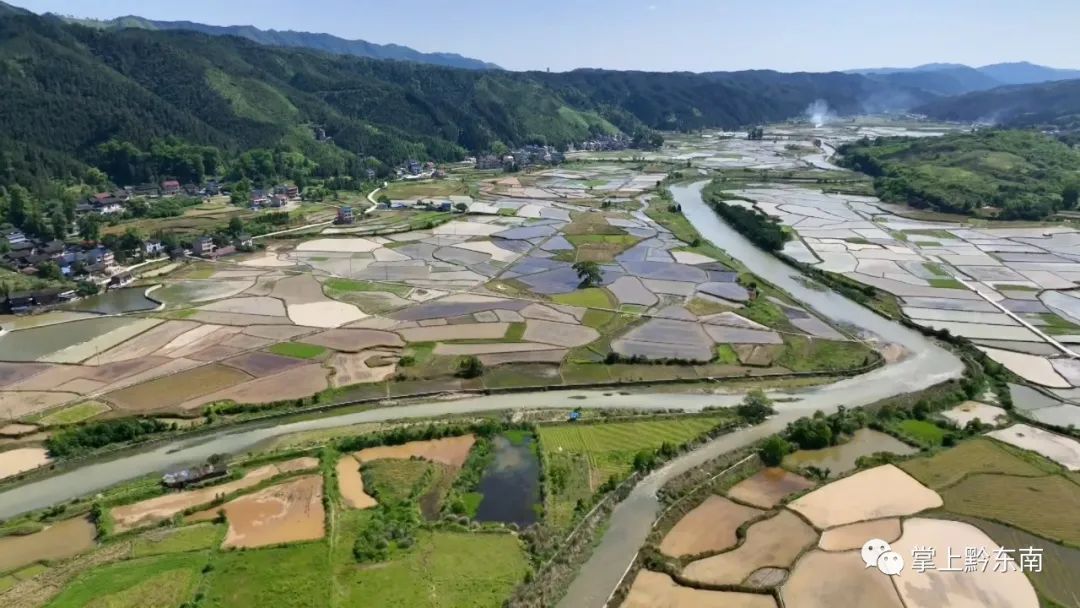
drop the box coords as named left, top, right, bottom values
left=737, top=389, right=775, bottom=424
left=759, top=435, right=790, bottom=466
left=457, top=356, right=484, bottom=378
left=453, top=202, right=468, bottom=213
left=227, top=216, right=244, bottom=237
left=36, top=260, right=62, bottom=281
left=572, top=260, right=602, bottom=287
left=77, top=215, right=101, bottom=242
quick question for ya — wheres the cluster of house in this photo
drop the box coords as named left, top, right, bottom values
left=78, top=181, right=223, bottom=216
left=248, top=184, right=300, bottom=209
left=377, top=195, right=472, bottom=213
left=395, top=160, right=443, bottom=181
left=472, top=144, right=567, bottom=170
left=3, top=228, right=117, bottom=278
left=572, top=135, right=631, bottom=152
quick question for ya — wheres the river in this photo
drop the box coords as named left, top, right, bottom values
left=0, top=182, right=963, bottom=606
left=554, top=181, right=963, bottom=607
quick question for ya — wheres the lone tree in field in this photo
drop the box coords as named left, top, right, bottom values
left=457, top=356, right=484, bottom=379
left=737, top=389, right=775, bottom=424
left=759, top=435, right=790, bottom=466
left=573, top=260, right=602, bottom=288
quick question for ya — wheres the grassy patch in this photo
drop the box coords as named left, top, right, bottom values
left=36, top=401, right=111, bottom=426
left=324, top=277, right=412, bottom=298
left=363, top=459, right=438, bottom=504
left=905, top=229, right=956, bottom=240
left=928, top=277, right=965, bottom=289
left=892, top=419, right=947, bottom=446
left=941, top=474, right=1080, bottom=546
left=332, top=513, right=527, bottom=608
left=686, top=297, right=733, bottom=316
left=203, top=542, right=331, bottom=608
left=537, top=416, right=727, bottom=528
left=459, top=492, right=484, bottom=518
left=267, top=342, right=328, bottom=359
left=582, top=308, right=616, bottom=329
left=560, top=362, right=612, bottom=384
left=1036, top=312, right=1080, bottom=335
left=131, top=524, right=224, bottom=557
left=564, top=234, right=640, bottom=262
left=775, top=335, right=873, bottom=372
left=551, top=288, right=614, bottom=309
left=714, top=343, right=739, bottom=364
left=46, top=553, right=206, bottom=608
left=382, top=180, right=469, bottom=200
left=899, top=438, right=1056, bottom=490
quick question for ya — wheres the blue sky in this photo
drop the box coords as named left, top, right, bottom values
left=17, top=0, right=1080, bottom=72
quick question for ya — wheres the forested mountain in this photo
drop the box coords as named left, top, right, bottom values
left=978, top=62, right=1080, bottom=85
left=839, top=130, right=1080, bottom=220
left=48, top=13, right=501, bottom=71
left=914, top=79, right=1080, bottom=133
left=849, top=62, right=1080, bottom=96
left=0, top=10, right=934, bottom=195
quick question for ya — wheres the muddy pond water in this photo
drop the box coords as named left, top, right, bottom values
left=474, top=434, right=540, bottom=527
left=783, top=428, right=917, bottom=477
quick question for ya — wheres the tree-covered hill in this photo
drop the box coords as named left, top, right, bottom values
left=915, top=78, right=1080, bottom=133
left=0, top=10, right=926, bottom=193
left=49, top=12, right=502, bottom=71
left=838, top=130, right=1080, bottom=220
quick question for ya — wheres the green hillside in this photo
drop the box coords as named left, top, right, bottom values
left=0, top=10, right=924, bottom=195
left=839, top=130, right=1080, bottom=219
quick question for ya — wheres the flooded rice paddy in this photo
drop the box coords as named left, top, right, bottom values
left=782, top=428, right=917, bottom=476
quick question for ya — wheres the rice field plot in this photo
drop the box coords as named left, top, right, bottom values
left=538, top=416, right=726, bottom=481
left=551, top=287, right=614, bottom=309
left=0, top=516, right=96, bottom=573
left=898, top=438, right=1055, bottom=490
left=538, top=417, right=725, bottom=527
left=44, top=552, right=207, bottom=608
left=940, top=474, right=1080, bottom=545
left=264, top=343, right=324, bottom=360
left=323, top=277, right=412, bottom=298
left=201, top=541, right=331, bottom=608
left=104, top=364, right=251, bottom=413
left=35, top=401, right=110, bottom=426
left=948, top=515, right=1080, bottom=608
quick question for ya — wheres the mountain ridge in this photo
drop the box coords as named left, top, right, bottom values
left=43, top=11, right=502, bottom=71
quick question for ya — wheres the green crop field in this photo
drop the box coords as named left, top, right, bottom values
left=131, top=524, right=224, bottom=557
left=551, top=287, right=614, bottom=309
left=323, top=277, right=413, bottom=298
left=332, top=510, right=527, bottom=608
left=36, top=401, right=110, bottom=426
left=893, top=419, right=947, bottom=446
left=941, top=474, right=1080, bottom=546
left=537, top=416, right=726, bottom=528
left=775, top=335, right=871, bottom=372
left=267, top=342, right=327, bottom=359
left=899, top=438, right=1054, bottom=490
left=45, top=553, right=206, bottom=608
left=202, top=542, right=331, bottom=608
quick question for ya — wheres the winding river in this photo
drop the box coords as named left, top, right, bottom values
left=0, top=182, right=963, bottom=606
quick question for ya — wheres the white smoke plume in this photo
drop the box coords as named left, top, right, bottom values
left=804, top=99, right=836, bottom=128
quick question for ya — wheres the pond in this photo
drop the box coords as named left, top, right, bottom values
left=474, top=433, right=541, bottom=527
left=783, top=428, right=917, bottom=477
left=63, top=287, right=160, bottom=314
